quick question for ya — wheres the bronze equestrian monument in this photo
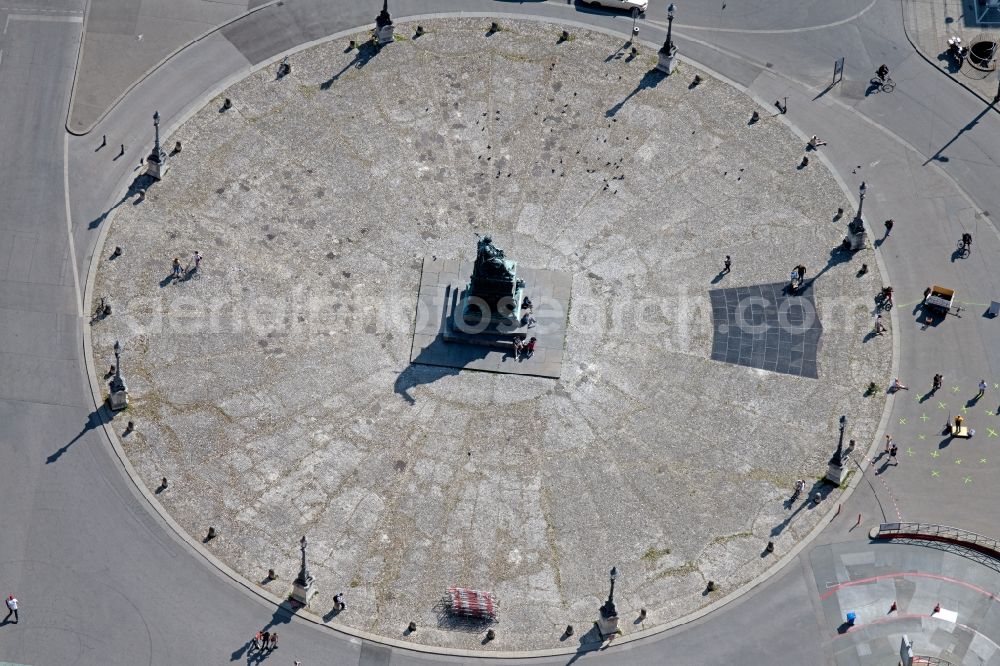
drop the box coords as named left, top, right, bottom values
left=410, top=235, right=570, bottom=379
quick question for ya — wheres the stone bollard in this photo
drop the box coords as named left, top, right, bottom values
left=267, top=568, right=277, bottom=581
left=559, top=30, right=570, bottom=42
left=222, top=98, right=232, bottom=111
left=415, top=25, right=424, bottom=37
left=103, top=303, right=112, bottom=316
left=486, top=629, right=496, bottom=641
left=207, top=526, right=217, bottom=540
left=173, top=141, right=182, bottom=154
left=750, top=110, right=759, bottom=123
left=801, top=156, right=809, bottom=167
left=565, top=624, right=574, bottom=636
left=125, top=420, right=135, bottom=434
left=490, top=21, right=499, bottom=33
left=111, top=246, right=122, bottom=258
left=349, top=39, right=357, bottom=50
left=277, top=59, right=291, bottom=77
left=707, top=580, right=717, bottom=592
left=765, top=540, right=774, bottom=553
left=407, top=621, right=417, bottom=632
left=630, top=46, right=638, bottom=56
left=639, top=608, right=647, bottom=620
left=692, top=75, right=702, bottom=86
left=160, top=476, right=167, bottom=489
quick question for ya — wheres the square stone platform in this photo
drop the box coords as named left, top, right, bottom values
left=410, top=257, right=570, bottom=379
left=709, top=282, right=823, bottom=379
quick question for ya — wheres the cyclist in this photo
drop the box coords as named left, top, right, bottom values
left=961, top=232, right=972, bottom=251
left=876, top=64, right=889, bottom=81
left=793, top=479, right=805, bottom=499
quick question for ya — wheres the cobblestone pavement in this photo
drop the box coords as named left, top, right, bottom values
left=90, top=18, right=890, bottom=650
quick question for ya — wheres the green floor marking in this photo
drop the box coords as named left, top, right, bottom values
left=955, top=459, right=962, bottom=465
left=931, top=470, right=941, bottom=477
left=938, top=401, right=947, bottom=409
left=952, top=386, right=961, bottom=393
left=920, top=413, right=929, bottom=422
left=899, top=417, right=907, bottom=425
left=918, top=434, right=926, bottom=440
left=961, top=406, right=969, bottom=414
left=987, top=428, right=998, bottom=438
left=915, top=395, right=922, bottom=403
left=931, top=450, right=940, bottom=458
left=906, top=447, right=915, bottom=456
left=987, top=410, right=996, bottom=417
left=981, top=458, right=988, bottom=464
left=964, top=476, right=973, bottom=484
left=994, top=383, right=999, bottom=390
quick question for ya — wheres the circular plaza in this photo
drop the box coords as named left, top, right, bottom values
left=89, top=18, right=890, bottom=650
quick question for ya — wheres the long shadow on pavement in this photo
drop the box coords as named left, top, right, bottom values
left=87, top=173, right=158, bottom=230
left=46, top=406, right=106, bottom=464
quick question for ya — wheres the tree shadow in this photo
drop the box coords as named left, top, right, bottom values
left=88, top=173, right=157, bottom=229
left=321, top=40, right=379, bottom=90
left=47, top=406, right=106, bottom=464
left=606, top=68, right=667, bottom=117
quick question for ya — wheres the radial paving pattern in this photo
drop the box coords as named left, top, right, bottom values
left=90, top=19, right=891, bottom=649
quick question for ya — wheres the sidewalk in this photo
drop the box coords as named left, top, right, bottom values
left=902, top=0, right=1000, bottom=101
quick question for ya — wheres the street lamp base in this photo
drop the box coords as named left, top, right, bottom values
left=656, top=49, right=677, bottom=74
left=145, top=159, right=169, bottom=181
left=291, top=576, right=317, bottom=606
left=596, top=614, right=620, bottom=638
left=376, top=23, right=395, bottom=45
left=825, top=462, right=848, bottom=485
left=109, top=389, right=129, bottom=411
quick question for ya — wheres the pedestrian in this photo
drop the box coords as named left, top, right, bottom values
left=807, top=135, right=827, bottom=149
left=100, top=134, right=107, bottom=148
left=933, top=373, right=943, bottom=391
left=192, top=251, right=202, bottom=272
left=119, top=143, right=125, bottom=157
left=261, top=629, right=270, bottom=646
left=723, top=255, right=731, bottom=274
left=251, top=631, right=262, bottom=650
left=891, top=377, right=909, bottom=391
left=269, top=632, right=278, bottom=650
left=889, top=442, right=898, bottom=464
left=171, top=257, right=182, bottom=280
left=875, top=314, right=887, bottom=335
left=5, top=595, right=17, bottom=623
left=796, top=264, right=806, bottom=281
left=884, top=219, right=894, bottom=237
left=884, top=434, right=893, bottom=454
left=977, top=379, right=987, bottom=398
left=333, top=592, right=346, bottom=611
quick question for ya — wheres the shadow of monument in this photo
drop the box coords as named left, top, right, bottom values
left=606, top=67, right=667, bottom=117
left=393, top=285, right=490, bottom=404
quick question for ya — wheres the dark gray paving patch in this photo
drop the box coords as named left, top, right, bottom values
left=410, top=257, right=569, bottom=379
left=709, top=282, right=823, bottom=378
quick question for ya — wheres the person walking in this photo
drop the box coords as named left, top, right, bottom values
left=883, top=219, right=894, bottom=237
left=171, top=257, right=182, bottom=280
left=723, top=255, right=731, bottom=274
left=5, top=595, right=18, bottom=623
left=269, top=632, right=278, bottom=650
left=889, top=442, right=898, bottom=464
left=977, top=379, right=987, bottom=399
left=192, top=251, right=202, bottom=272
left=933, top=373, right=943, bottom=391
left=261, top=630, right=270, bottom=647
left=250, top=631, right=262, bottom=651
left=884, top=434, right=893, bottom=455
left=875, top=314, right=887, bottom=336
left=891, top=377, right=909, bottom=391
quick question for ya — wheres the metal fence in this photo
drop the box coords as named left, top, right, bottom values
left=913, top=656, right=956, bottom=665
left=874, top=523, right=1000, bottom=570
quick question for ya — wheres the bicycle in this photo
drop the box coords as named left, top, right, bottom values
left=871, top=75, right=895, bottom=93
left=957, top=238, right=971, bottom=257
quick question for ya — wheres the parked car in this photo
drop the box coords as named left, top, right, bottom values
left=583, top=0, right=648, bottom=15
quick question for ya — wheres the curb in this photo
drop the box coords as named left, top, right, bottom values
left=64, top=0, right=283, bottom=136
left=76, top=11, right=902, bottom=659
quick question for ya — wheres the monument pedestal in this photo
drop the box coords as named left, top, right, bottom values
left=291, top=574, right=316, bottom=606
left=377, top=23, right=394, bottom=45
left=108, top=389, right=129, bottom=411
left=656, top=47, right=677, bottom=74
left=597, top=614, right=620, bottom=638
left=844, top=218, right=867, bottom=251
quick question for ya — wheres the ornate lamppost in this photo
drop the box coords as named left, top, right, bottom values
left=656, top=4, right=678, bottom=74
left=291, top=535, right=317, bottom=605
left=146, top=111, right=168, bottom=180
left=596, top=566, right=621, bottom=637
left=375, top=0, right=394, bottom=45
left=108, top=340, right=129, bottom=410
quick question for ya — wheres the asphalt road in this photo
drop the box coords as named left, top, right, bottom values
left=1, top=0, right=999, bottom=664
